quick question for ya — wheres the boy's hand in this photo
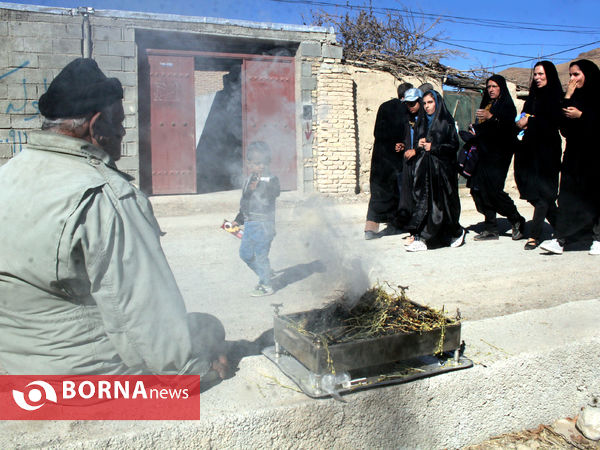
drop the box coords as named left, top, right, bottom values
left=249, top=173, right=260, bottom=190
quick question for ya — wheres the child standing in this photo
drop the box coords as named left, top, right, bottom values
left=233, top=142, right=280, bottom=296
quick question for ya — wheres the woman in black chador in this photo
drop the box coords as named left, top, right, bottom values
left=540, top=59, right=600, bottom=255
left=469, top=74, right=525, bottom=241
left=514, top=61, right=564, bottom=250
left=404, top=90, right=465, bottom=252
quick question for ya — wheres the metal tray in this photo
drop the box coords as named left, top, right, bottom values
left=273, top=308, right=462, bottom=375
left=262, top=346, right=473, bottom=399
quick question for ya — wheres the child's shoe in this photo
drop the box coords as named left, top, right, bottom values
left=250, top=284, right=274, bottom=297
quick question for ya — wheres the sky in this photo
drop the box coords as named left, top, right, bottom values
left=5, top=0, right=600, bottom=72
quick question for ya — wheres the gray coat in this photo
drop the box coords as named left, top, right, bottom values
left=0, top=131, right=210, bottom=376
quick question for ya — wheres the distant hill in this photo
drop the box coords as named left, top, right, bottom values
left=500, top=48, right=600, bottom=89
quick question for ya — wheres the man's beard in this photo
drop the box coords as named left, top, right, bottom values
left=91, top=114, right=122, bottom=161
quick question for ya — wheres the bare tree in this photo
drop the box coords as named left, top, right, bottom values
left=309, top=3, right=455, bottom=64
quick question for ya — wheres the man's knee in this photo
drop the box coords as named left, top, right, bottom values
left=187, top=312, right=226, bottom=358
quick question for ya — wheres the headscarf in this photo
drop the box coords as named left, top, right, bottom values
left=424, top=90, right=452, bottom=124
left=530, top=62, right=563, bottom=100
left=423, top=90, right=456, bottom=140
left=522, top=61, right=563, bottom=117
left=569, top=59, right=600, bottom=103
left=479, top=74, right=515, bottom=117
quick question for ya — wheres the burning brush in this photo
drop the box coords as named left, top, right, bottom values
left=283, top=284, right=459, bottom=351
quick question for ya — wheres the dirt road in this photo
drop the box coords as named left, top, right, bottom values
left=154, top=190, right=600, bottom=342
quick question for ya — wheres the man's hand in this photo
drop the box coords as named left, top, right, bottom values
left=211, top=354, right=229, bottom=379
left=404, top=149, right=416, bottom=160
left=394, top=142, right=405, bottom=152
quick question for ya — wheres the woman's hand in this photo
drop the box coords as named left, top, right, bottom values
left=565, top=78, right=577, bottom=99
left=475, top=109, right=492, bottom=121
left=516, top=116, right=529, bottom=129
left=404, top=149, right=416, bottom=160
left=394, top=142, right=405, bottom=152
left=563, top=106, right=582, bottom=119
left=418, top=138, right=431, bottom=151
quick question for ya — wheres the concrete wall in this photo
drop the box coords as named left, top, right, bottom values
left=0, top=3, right=338, bottom=192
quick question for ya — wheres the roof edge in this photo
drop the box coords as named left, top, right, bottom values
left=0, top=2, right=334, bottom=34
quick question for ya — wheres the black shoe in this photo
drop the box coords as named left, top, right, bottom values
left=511, top=217, right=526, bottom=240
left=473, top=230, right=499, bottom=241
left=524, top=238, right=539, bottom=250
left=364, top=230, right=380, bottom=240
left=379, top=225, right=400, bottom=237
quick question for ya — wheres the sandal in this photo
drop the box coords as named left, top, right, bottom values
left=524, top=238, right=539, bottom=250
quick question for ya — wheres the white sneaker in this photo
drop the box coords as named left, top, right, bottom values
left=540, top=239, right=563, bottom=255
left=589, top=241, right=600, bottom=255
left=406, top=239, right=427, bottom=252
left=450, top=229, right=466, bottom=248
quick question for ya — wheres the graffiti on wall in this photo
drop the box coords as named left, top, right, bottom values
left=1, top=60, right=47, bottom=155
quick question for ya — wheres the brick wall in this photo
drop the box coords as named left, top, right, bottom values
left=194, top=71, right=227, bottom=96
left=314, top=63, right=357, bottom=195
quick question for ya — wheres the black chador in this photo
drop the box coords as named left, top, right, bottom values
left=366, top=98, right=408, bottom=224
left=407, top=91, right=463, bottom=245
left=554, top=59, right=600, bottom=242
left=514, top=61, right=563, bottom=243
left=469, top=74, right=524, bottom=238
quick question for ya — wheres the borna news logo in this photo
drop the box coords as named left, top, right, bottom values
left=12, top=380, right=58, bottom=411
left=0, top=375, right=201, bottom=420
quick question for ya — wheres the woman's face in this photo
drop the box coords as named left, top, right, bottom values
left=423, top=94, right=436, bottom=115
left=486, top=80, right=501, bottom=99
left=569, top=64, right=585, bottom=89
left=533, top=65, right=547, bottom=88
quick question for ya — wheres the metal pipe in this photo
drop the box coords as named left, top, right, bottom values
left=77, top=7, right=95, bottom=58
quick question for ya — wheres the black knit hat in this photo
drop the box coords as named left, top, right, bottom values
left=38, top=58, right=123, bottom=119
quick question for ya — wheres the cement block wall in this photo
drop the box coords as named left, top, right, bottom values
left=0, top=3, right=339, bottom=191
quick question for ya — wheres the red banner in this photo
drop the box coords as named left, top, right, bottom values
left=0, top=375, right=200, bottom=420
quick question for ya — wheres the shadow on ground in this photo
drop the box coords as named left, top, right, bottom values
left=271, top=260, right=326, bottom=292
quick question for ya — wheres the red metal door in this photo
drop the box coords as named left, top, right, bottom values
left=148, top=55, right=196, bottom=194
left=243, top=59, right=296, bottom=190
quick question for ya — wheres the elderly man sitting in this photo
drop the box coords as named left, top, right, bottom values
left=0, top=58, right=227, bottom=382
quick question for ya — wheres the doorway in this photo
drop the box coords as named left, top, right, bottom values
left=143, top=49, right=296, bottom=195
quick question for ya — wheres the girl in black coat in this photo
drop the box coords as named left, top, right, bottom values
left=469, top=74, right=525, bottom=241
left=404, top=90, right=464, bottom=251
left=514, top=61, right=564, bottom=250
left=540, top=59, right=600, bottom=255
